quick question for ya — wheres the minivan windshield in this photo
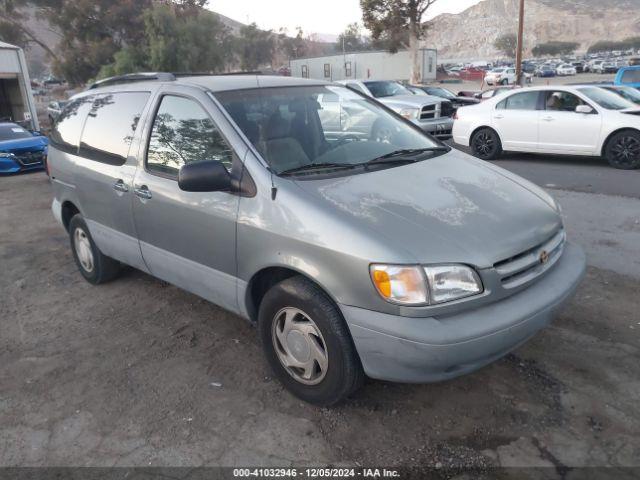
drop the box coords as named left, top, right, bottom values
left=215, top=85, right=442, bottom=176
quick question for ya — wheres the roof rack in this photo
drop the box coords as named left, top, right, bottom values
left=87, top=72, right=176, bottom=90
left=87, top=71, right=264, bottom=90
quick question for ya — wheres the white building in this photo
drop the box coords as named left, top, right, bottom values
left=0, top=41, right=39, bottom=130
left=289, top=49, right=437, bottom=83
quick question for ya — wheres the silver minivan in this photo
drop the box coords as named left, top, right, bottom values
left=49, top=73, right=586, bottom=406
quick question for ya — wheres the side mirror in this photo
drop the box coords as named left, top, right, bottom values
left=576, top=105, right=595, bottom=114
left=178, top=160, right=231, bottom=192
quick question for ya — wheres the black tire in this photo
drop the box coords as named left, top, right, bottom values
left=501, top=79, right=509, bottom=86
left=68, top=214, right=120, bottom=284
left=604, top=130, right=640, bottom=170
left=258, top=275, right=364, bottom=406
left=471, top=128, right=503, bottom=160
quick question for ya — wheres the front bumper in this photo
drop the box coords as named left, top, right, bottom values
left=0, top=152, right=45, bottom=173
left=413, top=117, right=454, bottom=140
left=340, top=242, right=586, bottom=383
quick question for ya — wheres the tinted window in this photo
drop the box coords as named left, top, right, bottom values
left=0, top=124, right=33, bottom=141
left=544, top=91, right=585, bottom=111
left=346, top=82, right=366, bottom=94
left=621, top=69, right=640, bottom=83
left=146, top=95, right=234, bottom=177
left=363, top=81, right=411, bottom=98
left=50, top=96, right=94, bottom=154
left=79, top=92, right=150, bottom=166
left=498, top=91, right=539, bottom=110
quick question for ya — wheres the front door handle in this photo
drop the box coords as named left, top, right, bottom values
left=494, top=114, right=504, bottom=119
left=113, top=179, right=129, bottom=193
left=541, top=116, right=555, bottom=122
left=134, top=185, right=152, bottom=200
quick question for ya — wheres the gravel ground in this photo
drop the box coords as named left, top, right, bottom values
left=0, top=167, right=639, bottom=478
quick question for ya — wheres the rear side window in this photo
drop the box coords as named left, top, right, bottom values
left=497, top=91, right=539, bottom=110
left=50, top=96, right=94, bottom=154
left=621, top=69, right=640, bottom=83
left=79, top=92, right=150, bottom=166
left=146, top=95, right=234, bottom=177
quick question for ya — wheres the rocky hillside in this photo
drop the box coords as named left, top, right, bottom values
left=426, top=0, right=640, bottom=61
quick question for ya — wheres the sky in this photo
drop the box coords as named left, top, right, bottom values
left=209, top=0, right=483, bottom=38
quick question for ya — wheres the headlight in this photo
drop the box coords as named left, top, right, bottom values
left=370, top=265, right=428, bottom=305
left=370, top=264, right=483, bottom=306
left=423, top=265, right=483, bottom=304
left=396, top=107, right=419, bottom=120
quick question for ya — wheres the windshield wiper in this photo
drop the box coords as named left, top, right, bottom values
left=365, top=147, right=449, bottom=165
left=279, top=162, right=357, bottom=176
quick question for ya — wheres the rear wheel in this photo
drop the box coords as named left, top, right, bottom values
left=604, top=130, right=640, bottom=170
left=258, top=276, right=364, bottom=406
left=69, top=214, right=120, bottom=284
left=471, top=128, right=503, bottom=160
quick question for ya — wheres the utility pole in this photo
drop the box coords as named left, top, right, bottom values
left=515, top=0, right=525, bottom=85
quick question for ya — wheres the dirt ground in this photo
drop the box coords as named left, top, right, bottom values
left=1, top=172, right=639, bottom=478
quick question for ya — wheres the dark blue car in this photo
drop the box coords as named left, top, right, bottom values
left=0, top=122, right=48, bottom=174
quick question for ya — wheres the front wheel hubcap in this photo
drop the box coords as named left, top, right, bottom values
left=272, top=307, right=328, bottom=385
left=74, top=228, right=94, bottom=273
left=611, top=136, right=640, bottom=166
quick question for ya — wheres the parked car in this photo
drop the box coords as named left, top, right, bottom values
left=536, top=66, right=556, bottom=78
left=339, top=80, right=454, bottom=139
left=588, top=60, right=604, bottom=73
left=0, top=122, right=48, bottom=174
left=484, top=67, right=516, bottom=86
left=453, top=85, right=640, bottom=169
left=47, top=100, right=68, bottom=125
left=601, top=62, right=618, bottom=74
left=556, top=64, right=577, bottom=76
left=48, top=73, right=586, bottom=405
left=571, top=61, right=585, bottom=73
left=629, top=57, right=640, bottom=66
left=409, top=85, right=480, bottom=108
left=615, top=66, right=640, bottom=89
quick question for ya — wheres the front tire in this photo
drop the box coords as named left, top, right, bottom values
left=604, top=130, right=640, bottom=170
left=258, top=276, right=364, bottom=406
left=471, top=128, right=503, bottom=160
left=69, top=214, right=120, bottom=284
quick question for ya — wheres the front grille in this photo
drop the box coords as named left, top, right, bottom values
left=14, top=151, right=44, bottom=166
left=420, top=104, right=438, bottom=120
left=440, top=101, right=455, bottom=118
left=433, top=128, right=452, bottom=138
left=494, top=229, right=566, bottom=289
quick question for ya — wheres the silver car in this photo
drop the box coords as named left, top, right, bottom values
left=49, top=74, right=586, bottom=406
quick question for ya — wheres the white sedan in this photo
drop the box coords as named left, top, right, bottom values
left=556, top=64, right=577, bottom=76
left=484, top=67, right=516, bottom=86
left=452, top=85, right=640, bottom=169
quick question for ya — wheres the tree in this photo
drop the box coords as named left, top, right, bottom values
left=99, top=3, right=233, bottom=79
left=278, top=27, right=307, bottom=60
left=532, top=41, right=579, bottom=57
left=237, top=22, right=274, bottom=71
left=494, top=33, right=517, bottom=59
left=361, top=0, right=438, bottom=84
left=335, top=22, right=371, bottom=53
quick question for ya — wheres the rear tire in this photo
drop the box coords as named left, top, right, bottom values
left=258, top=275, right=364, bottom=406
left=69, top=214, right=120, bottom=284
left=604, top=130, right=640, bottom=170
left=471, top=128, right=503, bottom=161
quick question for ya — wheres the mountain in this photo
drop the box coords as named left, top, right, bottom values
left=426, top=0, right=640, bottom=61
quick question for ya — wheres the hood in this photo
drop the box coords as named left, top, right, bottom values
left=378, top=94, right=442, bottom=109
left=0, top=135, right=48, bottom=153
left=294, top=149, right=562, bottom=268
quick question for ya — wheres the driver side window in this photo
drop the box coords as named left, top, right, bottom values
left=545, top=91, right=585, bottom=112
left=146, top=95, right=234, bottom=177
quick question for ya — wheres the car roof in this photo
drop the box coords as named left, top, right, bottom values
left=76, top=74, right=331, bottom=99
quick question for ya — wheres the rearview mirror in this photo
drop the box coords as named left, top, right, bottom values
left=178, top=160, right=231, bottom=193
left=576, top=105, right=595, bottom=114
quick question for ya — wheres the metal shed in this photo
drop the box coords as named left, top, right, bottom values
left=0, top=41, right=39, bottom=131
left=289, top=49, right=437, bottom=83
